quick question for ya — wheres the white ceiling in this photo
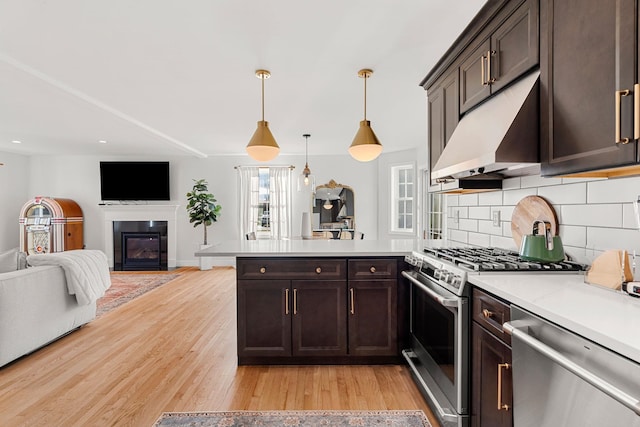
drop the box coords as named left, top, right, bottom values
left=0, top=0, right=486, bottom=159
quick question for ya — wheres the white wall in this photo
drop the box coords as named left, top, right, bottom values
left=0, top=152, right=30, bottom=251
left=446, top=175, right=640, bottom=265
left=15, top=152, right=377, bottom=266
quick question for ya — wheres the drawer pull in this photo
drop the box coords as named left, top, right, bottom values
left=293, top=288, right=298, bottom=314
left=482, top=308, right=494, bottom=319
left=370, top=266, right=376, bottom=273
left=259, top=267, right=266, bottom=274
left=315, top=267, right=322, bottom=274
left=350, top=288, right=355, bottom=315
left=497, top=362, right=511, bottom=411
left=616, top=89, right=632, bottom=144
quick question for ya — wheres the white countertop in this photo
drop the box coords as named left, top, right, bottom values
left=196, top=238, right=421, bottom=257
left=469, top=273, right=640, bottom=363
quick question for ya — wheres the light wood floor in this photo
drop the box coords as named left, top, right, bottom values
left=0, top=267, right=438, bottom=426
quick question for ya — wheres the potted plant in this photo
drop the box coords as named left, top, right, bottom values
left=186, top=179, right=221, bottom=269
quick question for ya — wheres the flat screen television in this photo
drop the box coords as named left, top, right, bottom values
left=100, top=161, right=170, bottom=201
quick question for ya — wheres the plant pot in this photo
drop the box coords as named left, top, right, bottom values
left=199, top=244, right=213, bottom=270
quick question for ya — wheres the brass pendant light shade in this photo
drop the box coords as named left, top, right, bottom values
left=349, top=69, right=382, bottom=162
left=246, top=70, right=280, bottom=162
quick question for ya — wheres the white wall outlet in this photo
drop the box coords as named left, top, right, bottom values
left=492, top=210, right=501, bottom=227
left=454, top=210, right=460, bottom=225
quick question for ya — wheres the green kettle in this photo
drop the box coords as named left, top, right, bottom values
left=519, top=220, right=565, bottom=263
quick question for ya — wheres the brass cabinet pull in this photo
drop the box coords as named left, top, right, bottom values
left=315, top=267, right=322, bottom=274
left=482, top=308, right=494, bottom=319
left=370, top=266, right=376, bottom=273
left=497, top=362, right=511, bottom=411
left=487, top=50, right=496, bottom=84
left=350, top=288, right=355, bottom=315
left=635, top=84, right=640, bottom=140
left=615, top=89, right=631, bottom=144
left=259, top=267, right=266, bottom=274
left=481, top=53, right=487, bottom=86
left=293, top=288, right=298, bottom=315
left=285, top=289, right=290, bottom=315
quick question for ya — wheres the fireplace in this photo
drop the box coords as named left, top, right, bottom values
left=113, top=221, right=168, bottom=271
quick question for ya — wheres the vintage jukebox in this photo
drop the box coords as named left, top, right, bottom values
left=19, top=197, right=84, bottom=255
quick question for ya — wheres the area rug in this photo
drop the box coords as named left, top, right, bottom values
left=153, top=410, right=431, bottom=426
left=96, top=272, right=180, bottom=317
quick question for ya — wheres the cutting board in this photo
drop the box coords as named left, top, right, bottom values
left=511, top=195, right=559, bottom=249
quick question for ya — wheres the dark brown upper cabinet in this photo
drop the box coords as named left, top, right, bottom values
left=460, top=0, right=539, bottom=113
left=428, top=68, right=459, bottom=183
left=540, top=0, right=638, bottom=177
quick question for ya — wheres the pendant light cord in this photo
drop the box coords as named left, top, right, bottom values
left=261, top=74, right=265, bottom=121
left=363, top=74, right=367, bottom=120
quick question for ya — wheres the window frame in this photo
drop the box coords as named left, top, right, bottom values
left=390, top=163, right=415, bottom=234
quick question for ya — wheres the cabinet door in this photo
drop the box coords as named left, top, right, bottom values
left=348, top=280, right=397, bottom=356
left=472, top=323, right=513, bottom=427
left=291, top=280, right=347, bottom=357
left=490, top=0, right=539, bottom=92
left=541, top=0, right=637, bottom=176
left=237, top=280, right=291, bottom=358
left=428, top=69, right=459, bottom=181
left=460, top=39, right=492, bottom=113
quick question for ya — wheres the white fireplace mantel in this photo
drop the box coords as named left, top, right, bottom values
left=100, top=204, right=179, bottom=269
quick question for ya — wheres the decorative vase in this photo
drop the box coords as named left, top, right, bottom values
left=301, top=212, right=312, bottom=239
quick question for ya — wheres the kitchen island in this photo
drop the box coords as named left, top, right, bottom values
left=197, top=239, right=419, bottom=365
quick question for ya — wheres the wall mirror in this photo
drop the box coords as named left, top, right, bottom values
left=312, top=180, right=355, bottom=234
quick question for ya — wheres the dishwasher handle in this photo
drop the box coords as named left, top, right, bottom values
left=503, top=321, right=640, bottom=416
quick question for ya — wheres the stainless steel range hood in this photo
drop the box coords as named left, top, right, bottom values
left=431, top=71, right=540, bottom=192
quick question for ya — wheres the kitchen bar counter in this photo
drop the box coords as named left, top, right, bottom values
left=469, top=273, right=640, bottom=363
left=195, top=238, right=420, bottom=257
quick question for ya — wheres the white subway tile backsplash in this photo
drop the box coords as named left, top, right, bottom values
left=521, top=175, right=563, bottom=188
left=503, top=188, right=538, bottom=205
left=468, top=232, right=491, bottom=247
left=491, top=235, right=518, bottom=250
left=558, top=225, right=586, bottom=248
left=478, top=191, right=503, bottom=206
left=469, top=206, right=491, bottom=220
left=459, top=193, right=479, bottom=206
left=478, top=219, right=502, bottom=235
left=537, top=182, right=586, bottom=205
left=587, top=176, right=640, bottom=204
left=502, top=177, right=521, bottom=190
left=586, top=227, right=640, bottom=254
left=458, top=218, right=478, bottom=232
left=561, top=204, right=622, bottom=227
left=495, top=206, right=515, bottom=222
left=449, top=229, right=468, bottom=244
left=447, top=195, right=459, bottom=207
left=623, top=203, right=640, bottom=230
left=502, top=221, right=512, bottom=238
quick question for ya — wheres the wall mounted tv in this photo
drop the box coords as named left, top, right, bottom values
left=100, top=161, right=171, bottom=201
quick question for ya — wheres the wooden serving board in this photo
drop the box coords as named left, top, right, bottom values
left=511, top=195, right=559, bottom=249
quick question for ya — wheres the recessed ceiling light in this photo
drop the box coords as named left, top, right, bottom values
left=11, top=140, right=21, bottom=144
left=98, top=140, right=107, bottom=144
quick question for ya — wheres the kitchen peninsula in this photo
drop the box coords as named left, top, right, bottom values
left=196, top=239, right=419, bottom=365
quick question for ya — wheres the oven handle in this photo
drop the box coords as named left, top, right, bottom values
left=503, top=321, right=640, bottom=416
left=402, top=271, right=459, bottom=307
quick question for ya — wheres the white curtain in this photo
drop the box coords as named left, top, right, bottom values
left=237, top=167, right=260, bottom=239
left=269, top=167, right=293, bottom=239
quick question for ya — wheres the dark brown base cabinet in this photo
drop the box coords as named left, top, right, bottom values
left=236, top=257, right=403, bottom=365
left=472, top=288, right=513, bottom=427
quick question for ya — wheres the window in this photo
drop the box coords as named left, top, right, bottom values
left=391, top=164, right=414, bottom=233
left=428, top=193, right=444, bottom=239
left=237, top=166, right=293, bottom=239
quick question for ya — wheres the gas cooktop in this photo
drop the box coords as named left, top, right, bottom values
left=422, top=247, right=586, bottom=272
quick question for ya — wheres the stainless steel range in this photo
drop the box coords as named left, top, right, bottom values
left=401, top=246, right=584, bottom=427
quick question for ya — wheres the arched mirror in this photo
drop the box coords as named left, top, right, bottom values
left=312, top=180, right=355, bottom=237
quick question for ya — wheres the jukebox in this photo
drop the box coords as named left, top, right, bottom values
left=19, top=197, right=84, bottom=255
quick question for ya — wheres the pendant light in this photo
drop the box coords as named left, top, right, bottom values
left=246, top=69, right=280, bottom=162
left=323, top=199, right=333, bottom=210
left=297, top=133, right=315, bottom=191
left=349, top=69, right=383, bottom=162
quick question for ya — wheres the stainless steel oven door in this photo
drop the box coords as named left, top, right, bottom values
left=402, top=270, right=469, bottom=427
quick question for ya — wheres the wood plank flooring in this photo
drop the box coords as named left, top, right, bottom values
left=0, top=267, right=438, bottom=426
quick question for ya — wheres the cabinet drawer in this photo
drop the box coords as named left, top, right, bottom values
left=237, top=258, right=346, bottom=280
left=472, top=288, right=511, bottom=345
left=348, top=258, right=397, bottom=280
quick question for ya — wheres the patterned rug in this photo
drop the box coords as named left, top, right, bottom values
left=96, top=272, right=180, bottom=317
left=153, top=410, right=431, bottom=426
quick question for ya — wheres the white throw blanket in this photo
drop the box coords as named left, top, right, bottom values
left=27, top=250, right=111, bottom=305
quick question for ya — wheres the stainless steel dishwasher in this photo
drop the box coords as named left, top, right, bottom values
left=503, top=306, right=640, bottom=426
